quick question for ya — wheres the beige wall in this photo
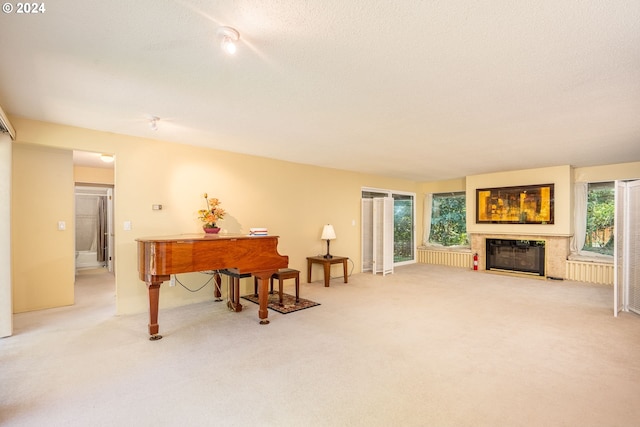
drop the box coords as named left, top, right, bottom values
left=574, top=162, right=640, bottom=183
left=74, top=165, right=114, bottom=185
left=418, top=178, right=466, bottom=194
left=466, top=165, right=572, bottom=236
left=10, top=117, right=419, bottom=315
left=12, top=143, right=75, bottom=312
left=0, top=135, right=12, bottom=336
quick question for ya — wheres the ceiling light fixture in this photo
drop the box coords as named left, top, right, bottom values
left=100, top=154, right=114, bottom=163
left=217, top=26, right=240, bottom=55
left=149, top=116, right=159, bottom=131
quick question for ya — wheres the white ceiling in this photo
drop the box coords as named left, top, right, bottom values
left=1, top=1, right=639, bottom=181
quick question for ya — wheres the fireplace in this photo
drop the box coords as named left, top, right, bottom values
left=486, top=239, right=545, bottom=276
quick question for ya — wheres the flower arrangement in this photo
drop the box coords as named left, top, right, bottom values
left=197, top=193, right=226, bottom=229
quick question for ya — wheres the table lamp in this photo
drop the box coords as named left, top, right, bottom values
left=321, top=224, right=336, bottom=259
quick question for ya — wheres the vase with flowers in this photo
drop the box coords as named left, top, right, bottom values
left=197, top=193, right=226, bottom=233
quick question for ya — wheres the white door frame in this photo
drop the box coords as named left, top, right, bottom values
left=614, top=179, right=640, bottom=317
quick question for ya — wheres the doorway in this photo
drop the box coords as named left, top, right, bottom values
left=74, top=186, right=114, bottom=273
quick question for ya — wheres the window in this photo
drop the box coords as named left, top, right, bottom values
left=429, top=192, right=468, bottom=246
left=583, top=182, right=614, bottom=256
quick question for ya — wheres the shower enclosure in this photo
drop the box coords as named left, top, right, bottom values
left=75, top=186, right=113, bottom=271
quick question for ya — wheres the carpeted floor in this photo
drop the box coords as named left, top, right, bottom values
left=2, top=264, right=640, bottom=426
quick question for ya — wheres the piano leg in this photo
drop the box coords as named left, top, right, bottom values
left=214, top=271, right=222, bottom=301
left=254, top=272, right=273, bottom=325
left=147, top=282, right=163, bottom=340
left=226, top=276, right=243, bottom=312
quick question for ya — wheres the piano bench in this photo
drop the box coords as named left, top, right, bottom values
left=219, top=269, right=252, bottom=279
left=219, top=269, right=252, bottom=312
left=254, top=268, right=300, bottom=305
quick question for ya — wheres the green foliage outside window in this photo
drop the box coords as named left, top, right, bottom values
left=394, top=197, right=414, bottom=262
left=429, top=192, right=468, bottom=246
left=584, top=182, right=614, bottom=256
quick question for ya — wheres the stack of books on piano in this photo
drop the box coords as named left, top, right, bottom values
left=249, top=227, right=268, bottom=236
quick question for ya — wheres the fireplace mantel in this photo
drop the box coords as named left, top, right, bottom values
left=470, top=233, right=570, bottom=279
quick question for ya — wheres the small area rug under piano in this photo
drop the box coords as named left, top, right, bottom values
left=242, top=293, right=320, bottom=314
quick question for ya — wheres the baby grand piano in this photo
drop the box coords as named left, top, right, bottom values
left=137, top=233, right=288, bottom=340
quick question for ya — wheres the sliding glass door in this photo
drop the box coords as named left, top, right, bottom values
left=392, top=193, right=414, bottom=263
left=362, top=188, right=415, bottom=266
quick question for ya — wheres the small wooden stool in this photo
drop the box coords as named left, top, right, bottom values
left=254, top=268, right=300, bottom=305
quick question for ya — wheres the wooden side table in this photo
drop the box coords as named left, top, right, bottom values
left=307, top=256, right=349, bottom=287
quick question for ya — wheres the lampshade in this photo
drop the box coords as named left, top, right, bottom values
left=321, top=224, right=336, bottom=240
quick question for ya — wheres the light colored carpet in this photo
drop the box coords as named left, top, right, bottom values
left=1, top=264, right=640, bottom=426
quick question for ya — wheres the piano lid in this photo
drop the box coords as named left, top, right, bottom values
left=136, top=233, right=279, bottom=243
